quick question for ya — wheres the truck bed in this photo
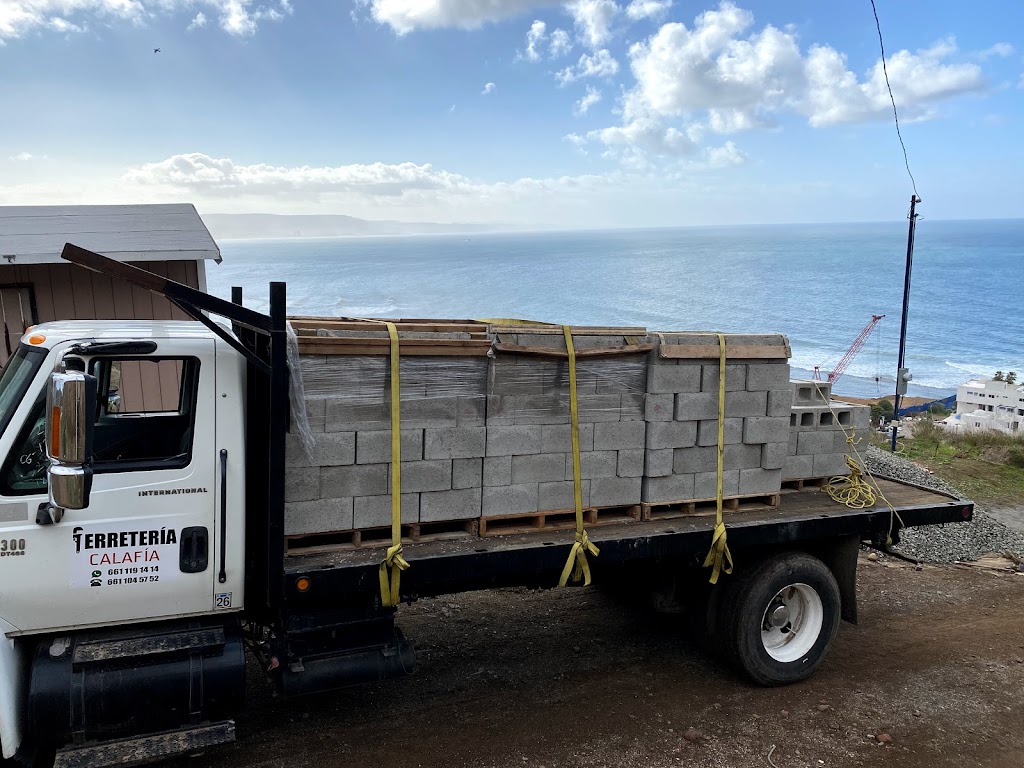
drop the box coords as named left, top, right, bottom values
left=282, top=477, right=971, bottom=612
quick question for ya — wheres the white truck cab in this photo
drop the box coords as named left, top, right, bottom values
left=0, top=322, right=248, bottom=762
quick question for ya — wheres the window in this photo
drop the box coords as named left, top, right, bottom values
left=88, top=357, right=200, bottom=472
left=0, top=397, right=47, bottom=496
left=0, top=345, right=46, bottom=436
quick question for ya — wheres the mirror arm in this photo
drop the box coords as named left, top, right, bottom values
left=35, top=502, right=63, bottom=526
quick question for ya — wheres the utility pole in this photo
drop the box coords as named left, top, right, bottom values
left=891, top=195, right=920, bottom=451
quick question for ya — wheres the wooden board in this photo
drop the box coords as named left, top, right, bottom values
left=479, top=505, right=642, bottom=537
left=296, top=336, right=493, bottom=356
left=659, top=344, right=791, bottom=360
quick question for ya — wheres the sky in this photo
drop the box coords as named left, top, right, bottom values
left=0, top=0, right=1021, bottom=228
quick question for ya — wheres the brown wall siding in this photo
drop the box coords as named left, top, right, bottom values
left=0, top=261, right=202, bottom=408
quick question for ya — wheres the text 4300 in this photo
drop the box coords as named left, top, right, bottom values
left=106, top=566, right=160, bottom=576
left=107, top=576, right=160, bottom=585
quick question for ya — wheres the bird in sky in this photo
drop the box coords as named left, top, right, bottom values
left=153, top=48, right=161, bottom=53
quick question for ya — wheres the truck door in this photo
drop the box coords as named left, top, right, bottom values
left=0, top=339, right=218, bottom=633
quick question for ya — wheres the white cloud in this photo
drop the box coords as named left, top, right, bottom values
left=624, top=0, right=669, bottom=21
left=574, top=85, right=602, bottom=115
left=0, top=0, right=291, bottom=40
left=369, top=0, right=555, bottom=34
left=584, top=2, right=987, bottom=166
left=481, top=81, right=496, bottom=94
left=523, top=19, right=546, bottom=61
left=978, top=42, right=1013, bottom=59
left=10, top=152, right=46, bottom=161
left=566, top=0, right=618, bottom=49
left=555, top=48, right=619, bottom=84
left=549, top=27, right=572, bottom=57
left=187, top=11, right=207, bottom=30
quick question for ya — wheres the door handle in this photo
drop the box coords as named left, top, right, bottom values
left=179, top=526, right=209, bottom=573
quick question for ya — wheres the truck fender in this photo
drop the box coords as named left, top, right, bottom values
left=0, top=618, right=28, bottom=760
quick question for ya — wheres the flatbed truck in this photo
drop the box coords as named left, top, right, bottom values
left=0, top=246, right=973, bottom=767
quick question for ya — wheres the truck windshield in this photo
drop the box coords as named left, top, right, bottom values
left=0, top=345, right=47, bottom=436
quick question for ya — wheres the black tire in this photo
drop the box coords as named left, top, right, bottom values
left=719, top=552, right=841, bottom=686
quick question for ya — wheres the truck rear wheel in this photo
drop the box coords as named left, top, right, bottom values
left=719, top=552, right=841, bottom=686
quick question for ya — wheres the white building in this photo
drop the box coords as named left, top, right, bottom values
left=952, top=378, right=1024, bottom=433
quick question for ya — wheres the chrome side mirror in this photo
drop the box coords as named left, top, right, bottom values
left=45, top=371, right=97, bottom=511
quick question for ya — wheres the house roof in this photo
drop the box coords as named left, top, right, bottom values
left=0, top=204, right=221, bottom=265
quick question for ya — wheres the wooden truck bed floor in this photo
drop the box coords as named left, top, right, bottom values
left=281, top=478, right=972, bottom=608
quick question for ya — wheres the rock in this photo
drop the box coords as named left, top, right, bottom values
left=683, top=728, right=703, bottom=743
left=876, top=733, right=893, bottom=745
left=912, top=710, right=922, bottom=717
left=780, top=710, right=789, bottom=717
left=867, top=552, right=879, bottom=562
left=573, top=645, right=581, bottom=653
left=816, top=704, right=831, bottom=712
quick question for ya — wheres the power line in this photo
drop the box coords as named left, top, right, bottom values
left=869, top=0, right=919, bottom=198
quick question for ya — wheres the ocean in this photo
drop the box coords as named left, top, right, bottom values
left=208, top=219, right=1024, bottom=400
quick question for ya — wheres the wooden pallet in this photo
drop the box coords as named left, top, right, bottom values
left=780, top=477, right=830, bottom=492
left=479, top=504, right=642, bottom=537
left=640, top=492, right=781, bottom=521
left=285, top=518, right=479, bottom=555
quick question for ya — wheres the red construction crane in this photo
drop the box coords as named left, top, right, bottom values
left=814, top=315, right=886, bottom=384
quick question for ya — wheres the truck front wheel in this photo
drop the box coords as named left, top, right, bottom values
left=719, top=552, right=841, bottom=686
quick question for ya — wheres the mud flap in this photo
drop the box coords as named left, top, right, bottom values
left=53, top=720, right=235, bottom=768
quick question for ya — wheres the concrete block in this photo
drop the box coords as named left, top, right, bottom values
left=783, top=454, right=815, bottom=480
left=285, top=497, right=354, bottom=535
left=285, top=467, right=320, bottom=502
left=420, top=487, right=482, bottom=522
left=767, top=389, right=793, bottom=418
left=356, top=429, right=424, bottom=464
left=792, top=380, right=830, bottom=404
left=797, top=431, right=835, bottom=456
left=486, top=425, right=542, bottom=456
left=399, top=396, right=459, bottom=428
left=761, top=442, right=788, bottom=470
left=674, top=392, right=721, bottom=421
left=617, top=449, right=645, bottom=478
left=483, top=456, right=512, bottom=486
left=645, top=393, right=674, bottom=422
left=482, top=484, right=539, bottom=516
left=539, top=480, right=590, bottom=510
left=321, top=464, right=389, bottom=499
left=620, top=394, right=646, bottom=421
left=300, top=397, right=326, bottom=432
left=745, top=363, right=791, bottom=392
left=696, top=418, right=744, bottom=446
left=642, top=474, right=696, bottom=504
left=673, top=446, right=718, bottom=474
left=353, top=494, right=419, bottom=529
left=423, top=427, right=486, bottom=460
left=724, top=443, right=763, bottom=470
left=647, top=364, right=701, bottom=394
left=644, top=449, right=674, bottom=477
left=307, top=432, right=357, bottom=467
left=540, top=423, right=594, bottom=454
left=646, top=420, right=698, bottom=450
left=738, top=468, right=782, bottom=495
left=791, top=407, right=824, bottom=430
left=693, top=470, right=740, bottom=499
left=457, top=396, right=487, bottom=426
left=725, top=390, right=768, bottom=418
left=743, top=416, right=790, bottom=445
left=325, top=399, right=389, bottom=432
left=565, top=450, right=619, bottom=480
left=576, top=394, right=624, bottom=423
left=813, top=453, right=849, bottom=478
left=452, top=457, right=483, bottom=489
left=511, top=394, right=571, bottom=426
left=833, top=431, right=853, bottom=453
left=590, top=476, right=641, bottom=506
left=513, top=453, right=570, bottom=484
left=389, top=460, right=453, bottom=493
left=788, top=432, right=799, bottom=455
left=701, top=364, right=746, bottom=392
left=485, top=395, right=515, bottom=426
left=594, top=421, right=646, bottom=451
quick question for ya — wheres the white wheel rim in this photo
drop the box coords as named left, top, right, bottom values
left=760, top=583, right=824, bottom=663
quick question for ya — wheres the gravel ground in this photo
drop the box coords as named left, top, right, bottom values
left=864, top=445, right=1024, bottom=563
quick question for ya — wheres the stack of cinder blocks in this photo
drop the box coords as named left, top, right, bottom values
left=285, top=351, right=488, bottom=535
left=482, top=331, right=647, bottom=516
left=642, top=333, right=792, bottom=503
left=783, top=380, right=872, bottom=481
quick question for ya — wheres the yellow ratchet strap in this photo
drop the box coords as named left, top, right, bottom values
left=702, top=333, right=734, bottom=585
left=558, top=325, right=600, bottom=587
left=378, top=322, right=409, bottom=608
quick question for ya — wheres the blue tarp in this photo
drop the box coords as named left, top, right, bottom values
left=898, top=395, right=956, bottom=417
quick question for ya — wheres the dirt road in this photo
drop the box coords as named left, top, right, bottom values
left=179, top=556, right=1024, bottom=768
